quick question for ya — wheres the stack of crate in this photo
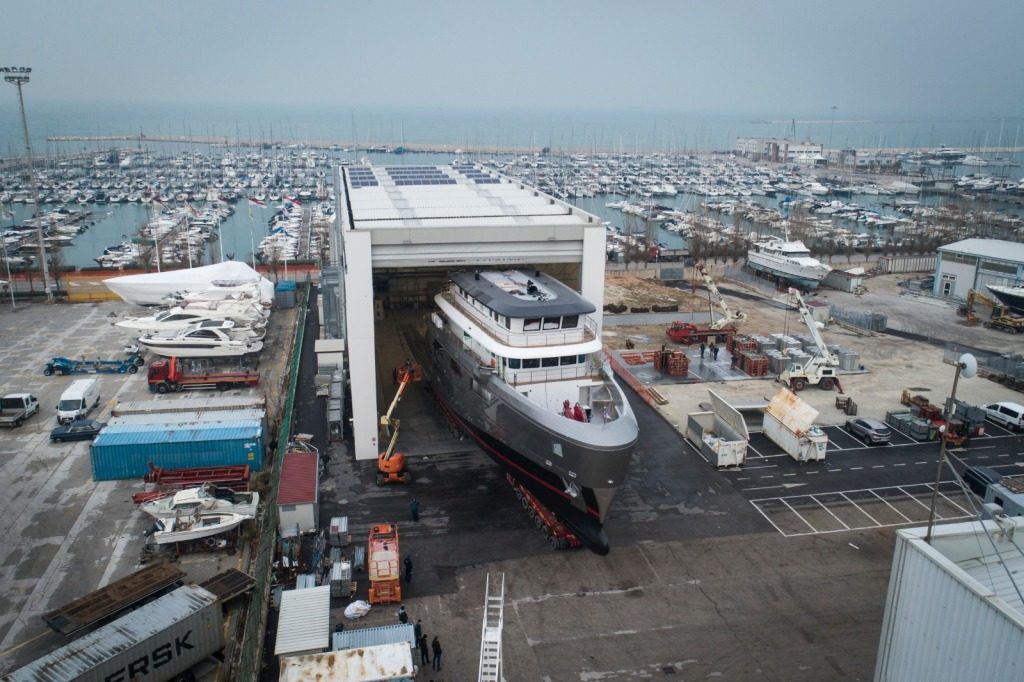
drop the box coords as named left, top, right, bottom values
left=665, top=351, right=689, bottom=377
left=739, top=351, right=769, bottom=376
left=727, top=335, right=759, bottom=354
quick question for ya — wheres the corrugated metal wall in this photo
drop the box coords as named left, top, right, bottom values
left=90, top=422, right=264, bottom=480
left=875, top=528, right=1024, bottom=681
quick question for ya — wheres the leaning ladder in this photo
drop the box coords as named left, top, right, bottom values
left=477, top=572, right=506, bottom=682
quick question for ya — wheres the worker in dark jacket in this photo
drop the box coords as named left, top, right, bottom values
left=404, top=555, right=413, bottom=583
left=410, top=498, right=420, bottom=521
left=431, top=636, right=443, bottom=670
left=418, top=634, right=430, bottom=665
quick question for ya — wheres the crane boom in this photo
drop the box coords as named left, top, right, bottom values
left=696, top=262, right=747, bottom=331
left=788, top=287, right=837, bottom=366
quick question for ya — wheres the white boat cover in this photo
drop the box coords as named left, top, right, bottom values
left=103, top=261, right=275, bottom=306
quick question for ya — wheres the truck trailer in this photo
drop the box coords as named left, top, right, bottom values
left=147, top=357, right=260, bottom=393
left=6, top=584, right=223, bottom=682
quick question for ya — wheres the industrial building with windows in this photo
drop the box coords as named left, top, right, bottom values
left=932, top=238, right=1024, bottom=300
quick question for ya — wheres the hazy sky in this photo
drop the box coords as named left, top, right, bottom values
left=3, top=0, right=1023, bottom=117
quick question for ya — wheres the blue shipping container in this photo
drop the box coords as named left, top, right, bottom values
left=90, top=421, right=264, bottom=480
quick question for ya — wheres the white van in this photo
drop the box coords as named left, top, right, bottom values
left=983, top=401, right=1024, bottom=432
left=57, top=378, right=101, bottom=424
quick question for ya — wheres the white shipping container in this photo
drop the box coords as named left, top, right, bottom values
left=875, top=519, right=1024, bottom=681
left=764, top=411, right=828, bottom=462
left=6, top=585, right=222, bottom=682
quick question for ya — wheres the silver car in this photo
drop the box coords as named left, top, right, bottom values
left=845, top=417, right=892, bottom=445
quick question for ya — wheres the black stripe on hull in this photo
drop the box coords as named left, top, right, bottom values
left=435, top=390, right=611, bottom=555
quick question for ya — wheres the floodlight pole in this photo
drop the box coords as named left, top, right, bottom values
left=925, top=358, right=966, bottom=544
left=3, top=67, right=52, bottom=303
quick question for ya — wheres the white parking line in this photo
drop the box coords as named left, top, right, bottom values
left=893, top=463, right=906, bottom=467
left=871, top=465, right=885, bottom=469
left=750, top=481, right=973, bottom=537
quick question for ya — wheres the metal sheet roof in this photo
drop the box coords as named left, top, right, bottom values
left=342, top=165, right=596, bottom=232
left=279, top=643, right=415, bottom=682
left=938, top=238, right=1024, bottom=264
left=333, top=624, right=415, bottom=651
left=112, top=395, right=266, bottom=416
left=107, top=409, right=265, bottom=428
left=278, top=452, right=319, bottom=505
left=94, top=421, right=262, bottom=446
left=7, top=585, right=217, bottom=681
left=274, top=585, right=331, bottom=656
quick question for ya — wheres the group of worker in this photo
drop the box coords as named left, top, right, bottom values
left=398, top=606, right=444, bottom=671
left=698, top=341, right=720, bottom=361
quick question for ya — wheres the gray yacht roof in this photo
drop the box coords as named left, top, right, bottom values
left=450, top=270, right=596, bottom=318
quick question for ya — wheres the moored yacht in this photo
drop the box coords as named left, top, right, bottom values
left=427, top=269, right=639, bottom=554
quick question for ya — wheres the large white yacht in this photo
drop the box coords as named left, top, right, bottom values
left=136, top=320, right=264, bottom=358
left=427, top=269, right=639, bottom=555
left=747, top=234, right=832, bottom=290
left=115, top=301, right=267, bottom=338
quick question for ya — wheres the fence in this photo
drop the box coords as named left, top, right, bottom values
left=234, top=282, right=309, bottom=681
left=829, top=304, right=888, bottom=332
left=944, top=342, right=1024, bottom=381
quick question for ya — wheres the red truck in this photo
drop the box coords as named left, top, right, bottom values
left=147, top=357, right=260, bottom=393
left=666, top=321, right=737, bottom=345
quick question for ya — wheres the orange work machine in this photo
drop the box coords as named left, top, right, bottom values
left=367, top=523, right=402, bottom=604
left=377, top=362, right=421, bottom=485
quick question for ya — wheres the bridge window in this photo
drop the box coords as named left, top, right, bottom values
left=524, top=318, right=541, bottom=332
left=522, top=358, right=540, bottom=369
left=560, top=355, right=576, bottom=365
left=541, top=357, right=559, bottom=368
left=562, top=315, right=579, bottom=329
left=543, top=317, right=561, bottom=330
left=508, top=358, right=521, bottom=369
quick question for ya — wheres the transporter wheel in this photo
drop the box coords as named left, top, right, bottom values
left=43, top=367, right=53, bottom=376
left=533, top=514, right=544, bottom=529
left=548, top=535, right=560, bottom=549
left=128, top=365, right=138, bottom=374
left=156, top=383, right=169, bottom=394
left=520, top=496, right=530, bottom=510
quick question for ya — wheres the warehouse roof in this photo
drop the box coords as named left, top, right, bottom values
left=278, top=451, right=319, bottom=505
left=341, top=164, right=595, bottom=231
left=938, top=238, right=1024, bottom=264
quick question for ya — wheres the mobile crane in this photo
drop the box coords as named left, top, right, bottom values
left=665, top=262, right=745, bottom=345
left=696, top=261, right=747, bottom=331
left=778, top=288, right=843, bottom=393
left=377, top=361, right=421, bottom=485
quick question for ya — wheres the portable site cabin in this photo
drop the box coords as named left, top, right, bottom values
left=278, top=451, right=319, bottom=537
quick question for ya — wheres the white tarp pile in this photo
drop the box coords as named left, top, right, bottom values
left=103, top=261, right=275, bottom=306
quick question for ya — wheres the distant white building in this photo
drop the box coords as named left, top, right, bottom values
left=933, top=238, right=1024, bottom=300
left=735, top=137, right=825, bottom=165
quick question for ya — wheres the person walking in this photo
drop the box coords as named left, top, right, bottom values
left=699, top=341, right=706, bottom=359
left=414, top=619, right=422, bottom=642
left=404, top=555, right=413, bottom=583
left=409, top=498, right=420, bottom=522
left=431, top=635, right=443, bottom=671
left=397, top=604, right=408, bottom=624
left=711, top=343, right=719, bottom=361
left=418, top=634, right=430, bottom=666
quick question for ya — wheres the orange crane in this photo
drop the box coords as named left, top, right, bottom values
left=377, top=361, right=421, bottom=485
left=367, top=523, right=401, bottom=604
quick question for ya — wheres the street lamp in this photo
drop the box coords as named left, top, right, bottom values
left=827, top=105, right=837, bottom=163
left=2, top=66, right=53, bottom=303
left=925, top=352, right=977, bottom=544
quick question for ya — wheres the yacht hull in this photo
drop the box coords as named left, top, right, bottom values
left=747, top=255, right=828, bottom=290
left=428, top=329, right=637, bottom=555
left=986, top=285, right=1024, bottom=313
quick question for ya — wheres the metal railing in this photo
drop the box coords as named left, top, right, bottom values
left=442, top=289, right=598, bottom=348
left=235, top=282, right=308, bottom=681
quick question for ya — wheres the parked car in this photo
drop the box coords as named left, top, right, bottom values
left=983, top=402, right=1024, bottom=432
left=844, top=417, right=892, bottom=445
left=49, top=419, right=105, bottom=442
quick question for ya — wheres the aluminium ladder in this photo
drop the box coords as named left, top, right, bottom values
left=477, top=572, right=506, bottom=682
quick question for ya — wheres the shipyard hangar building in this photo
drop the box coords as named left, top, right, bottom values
left=933, top=238, right=1024, bottom=300
left=330, top=164, right=609, bottom=461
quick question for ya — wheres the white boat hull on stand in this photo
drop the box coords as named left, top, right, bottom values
left=150, top=512, right=251, bottom=545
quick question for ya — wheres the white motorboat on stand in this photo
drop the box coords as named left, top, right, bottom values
left=136, top=320, right=264, bottom=358
left=115, top=302, right=267, bottom=338
left=148, top=511, right=251, bottom=545
left=139, top=483, right=260, bottom=520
